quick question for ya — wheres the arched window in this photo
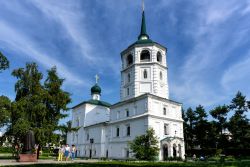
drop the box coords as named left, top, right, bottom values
left=157, top=51, right=162, bottom=62
left=160, top=71, right=163, bottom=80
left=140, top=50, right=150, bottom=62
left=163, top=107, right=166, bottom=115
left=127, top=54, right=133, bottom=66
left=127, top=73, right=130, bottom=83
left=143, top=69, right=147, bottom=79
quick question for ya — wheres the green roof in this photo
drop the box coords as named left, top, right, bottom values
left=72, top=99, right=111, bottom=109
left=85, top=99, right=111, bottom=107
left=138, top=11, right=149, bottom=40
left=91, top=84, right=101, bottom=94
left=121, top=7, right=167, bottom=53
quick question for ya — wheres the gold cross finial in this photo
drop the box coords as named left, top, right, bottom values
left=95, top=74, right=99, bottom=84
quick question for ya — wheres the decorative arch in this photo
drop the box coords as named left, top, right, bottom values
left=140, top=50, right=150, bottom=62
left=157, top=51, right=162, bottom=62
left=126, top=54, right=133, bottom=66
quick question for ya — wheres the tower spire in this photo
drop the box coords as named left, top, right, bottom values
left=138, top=0, right=149, bottom=40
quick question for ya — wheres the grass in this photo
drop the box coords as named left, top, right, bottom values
left=3, top=160, right=250, bottom=167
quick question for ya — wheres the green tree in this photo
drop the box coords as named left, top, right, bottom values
left=228, top=91, right=250, bottom=148
left=129, top=128, right=159, bottom=160
left=0, top=96, right=11, bottom=128
left=0, top=51, right=9, bottom=72
left=7, top=63, right=71, bottom=153
left=210, top=105, right=229, bottom=149
left=184, top=107, right=196, bottom=149
left=193, top=105, right=209, bottom=149
left=58, top=121, right=79, bottom=145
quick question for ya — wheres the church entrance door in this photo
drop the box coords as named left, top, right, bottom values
left=173, top=144, right=177, bottom=158
left=163, top=144, right=168, bottom=161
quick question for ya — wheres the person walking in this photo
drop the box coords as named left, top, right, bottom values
left=71, top=145, right=76, bottom=160
left=57, top=145, right=64, bottom=161
left=64, top=144, right=70, bottom=161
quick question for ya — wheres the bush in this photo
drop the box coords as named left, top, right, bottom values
left=0, top=146, right=12, bottom=153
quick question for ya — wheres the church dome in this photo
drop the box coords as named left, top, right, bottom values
left=91, top=84, right=101, bottom=94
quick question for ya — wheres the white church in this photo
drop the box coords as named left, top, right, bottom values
left=67, top=5, right=185, bottom=161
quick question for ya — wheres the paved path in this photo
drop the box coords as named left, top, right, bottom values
left=0, top=159, right=100, bottom=166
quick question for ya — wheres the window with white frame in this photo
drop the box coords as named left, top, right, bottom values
left=164, top=124, right=169, bottom=135
left=116, top=111, right=120, bottom=119
left=163, top=107, right=166, bottom=115
left=127, top=124, right=130, bottom=136
left=143, top=69, right=147, bottom=79
left=126, top=109, right=129, bottom=117
left=127, top=73, right=131, bottom=83
left=160, top=71, right=163, bottom=80
left=116, top=127, right=120, bottom=137
left=127, top=87, right=129, bottom=96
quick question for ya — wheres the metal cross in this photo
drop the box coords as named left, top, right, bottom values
left=95, top=74, right=99, bottom=84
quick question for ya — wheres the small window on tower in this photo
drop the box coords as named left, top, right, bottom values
left=140, top=50, right=150, bottom=62
left=127, top=87, right=129, bottom=96
left=143, top=69, right=147, bottom=79
left=128, top=73, right=131, bottom=83
left=157, top=51, right=162, bottom=62
left=127, top=54, right=133, bottom=66
left=163, top=107, right=166, bottom=115
left=160, top=71, right=163, bottom=80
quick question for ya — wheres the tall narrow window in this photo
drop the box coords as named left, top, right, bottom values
left=128, top=73, right=131, bottom=83
left=127, top=54, right=133, bottom=66
left=127, top=87, right=129, bottom=96
left=157, top=51, right=162, bottom=62
left=116, top=127, right=120, bottom=137
left=126, top=109, right=129, bottom=117
left=163, top=107, right=166, bottom=115
left=127, top=125, right=130, bottom=136
left=164, top=124, right=169, bottom=135
left=160, top=71, right=163, bottom=80
left=76, top=118, right=80, bottom=127
left=117, top=111, right=120, bottom=119
left=126, top=150, right=130, bottom=158
left=86, top=133, right=89, bottom=141
left=143, top=69, right=147, bottom=79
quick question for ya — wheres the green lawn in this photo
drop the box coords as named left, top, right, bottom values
left=4, top=161, right=250, bottom=167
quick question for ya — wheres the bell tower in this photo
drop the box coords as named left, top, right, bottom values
left=120, top=4, right=169, bottom=101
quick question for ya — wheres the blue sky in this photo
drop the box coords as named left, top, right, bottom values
left=0, top=0, right=250, bottom=123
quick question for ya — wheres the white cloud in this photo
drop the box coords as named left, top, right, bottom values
left=169, top=0, right=250, bottom=108
left=221, top=51, right=250, bottom=93
left=0, top=21, right=88, bottom=87
left=31, top=0, right=120, bottom=75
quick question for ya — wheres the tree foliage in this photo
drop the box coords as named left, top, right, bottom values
left=0, top=95, right=11, bottom=128
left=6, top=63, right=71, bottom=147
left=129, top=128, right=159, bottom=160
left=228, top=91, right=250, bottom=148
left=183, top=91, right=250, bottom=151
left=0, top=51, right=9, bottom=72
